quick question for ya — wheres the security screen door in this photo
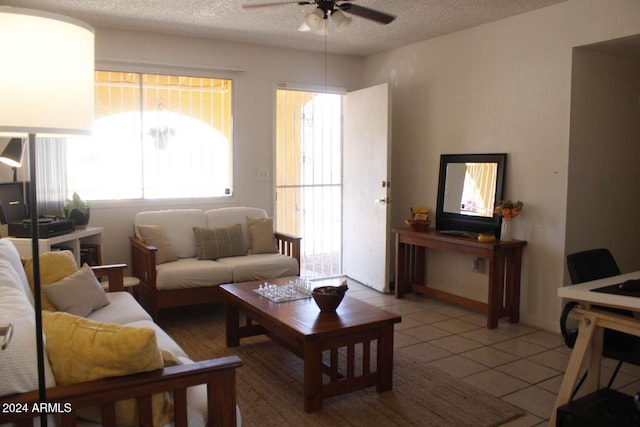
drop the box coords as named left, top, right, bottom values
left=276, top=84, right=391, bottom=291
left=276, top=90, right=343, bottom=278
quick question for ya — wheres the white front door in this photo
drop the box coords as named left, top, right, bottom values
left=342, top=83, right=391, bottom=292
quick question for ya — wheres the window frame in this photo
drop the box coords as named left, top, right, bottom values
left=67, top=62, right=237, bottom=204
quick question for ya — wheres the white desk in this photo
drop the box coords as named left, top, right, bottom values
left=7, top=226, right=103, bottom=266
left=549, top=271, right=640, bottom=426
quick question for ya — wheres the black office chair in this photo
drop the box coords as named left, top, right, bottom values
left=561, top=248, right=640, bottom=399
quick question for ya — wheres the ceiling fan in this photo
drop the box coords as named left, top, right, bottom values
left=242, top=1, right=396, bottom=31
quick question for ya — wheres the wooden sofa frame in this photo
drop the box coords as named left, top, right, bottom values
left=0, top=356, right=243, bottom=427
left=130, top=231, right=301, bottom=320
left=0, top=265, right=243, bottom=427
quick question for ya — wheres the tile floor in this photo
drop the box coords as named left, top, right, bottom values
left=315, top=277, right=640, bottom=426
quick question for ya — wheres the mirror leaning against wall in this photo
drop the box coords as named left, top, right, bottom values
left=436, top=153, right=506, bottom=236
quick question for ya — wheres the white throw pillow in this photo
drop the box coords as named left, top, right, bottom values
left=43, top=264, right=110, bottom=317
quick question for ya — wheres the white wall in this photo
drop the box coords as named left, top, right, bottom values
left=88, top=28, right=363, bottom=268
left=361, top=0, right=640, bottom=330
left=566, top=48, right=640, bottom=273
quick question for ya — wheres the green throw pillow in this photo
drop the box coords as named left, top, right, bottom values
left=193, top=224, right=246, bottom=260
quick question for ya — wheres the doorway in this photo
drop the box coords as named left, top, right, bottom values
left=566, top=40, right=640, bottom=274
left=275, top=89, right=343, bottom=279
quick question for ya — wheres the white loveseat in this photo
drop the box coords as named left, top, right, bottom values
left=0, top=239, right=241, bottom=426
left=129, top=207, right=301, bottom=320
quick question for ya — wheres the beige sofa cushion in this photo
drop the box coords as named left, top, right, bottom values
left=136, top=209, right=206, bottom=258
left=217, top=253, right=299, bottom=282
left=124, top=319, right=189, bottom=360
left=87, top=291, right=152, bottom=325
left=155, top=258, right=233, bottom=290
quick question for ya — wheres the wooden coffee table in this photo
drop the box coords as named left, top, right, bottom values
left=220, top=277, right=402, bottom=412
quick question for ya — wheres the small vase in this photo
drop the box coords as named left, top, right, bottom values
left=501, top=220, right=512, bottom=242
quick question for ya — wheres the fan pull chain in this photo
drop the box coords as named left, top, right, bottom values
left=324, top=29, right=328, bottom=93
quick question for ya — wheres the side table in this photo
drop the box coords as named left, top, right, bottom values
left=394, top=228, right=526, bottom=329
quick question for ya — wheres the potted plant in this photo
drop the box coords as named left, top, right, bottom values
left=64, top=192, right=91, bottom=229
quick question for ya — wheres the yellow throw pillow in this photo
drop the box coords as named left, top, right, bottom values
left=23, top=250, right=78, bottom=311
left=42, top=311, right=173, bottom=426
left=247, top=216, right=278, bottom=254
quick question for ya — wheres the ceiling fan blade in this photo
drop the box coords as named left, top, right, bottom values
left=242, top=1, right=312, bottom=9
left=339, top=3, right=395, bottom=24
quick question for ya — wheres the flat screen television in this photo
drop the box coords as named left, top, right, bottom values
left=435, top=153, right=506, bottom=237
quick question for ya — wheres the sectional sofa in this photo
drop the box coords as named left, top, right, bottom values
left=0, top=239, right=241, bottom=426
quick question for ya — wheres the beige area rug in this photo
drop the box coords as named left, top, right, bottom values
left=159, top=304, right=525, bottom=427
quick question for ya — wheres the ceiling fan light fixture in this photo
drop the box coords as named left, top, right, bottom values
left=311, top=21, right=327, bottom=36
left=304, top=7, right=325, bottom=32
left=331, top=10, right=352, bottom=31
left=298, top=21, right=311, bottom=32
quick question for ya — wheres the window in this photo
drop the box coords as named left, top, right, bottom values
left=66, top=71, right=232, bottom=200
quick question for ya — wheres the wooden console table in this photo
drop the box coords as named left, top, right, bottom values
left=393, top=228, right=526, bottom=328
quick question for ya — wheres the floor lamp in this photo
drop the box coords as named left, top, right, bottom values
left=0, top=138, right=25, bottom=182
left=0, top=7, right=94, bottom=425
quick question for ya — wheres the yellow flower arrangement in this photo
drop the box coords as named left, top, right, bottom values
left=494, top=200, right=524, bottom=220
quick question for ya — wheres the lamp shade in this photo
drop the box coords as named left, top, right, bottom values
left=0, top=7, right=95, bottom=137
left=0, top=138, right=24, bottom=167
left=331, top=10, right=352, bottom=32
left=305, top=8, right=327, bottom=36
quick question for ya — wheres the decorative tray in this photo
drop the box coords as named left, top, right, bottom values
left=253, top=279, right=313, bottom=303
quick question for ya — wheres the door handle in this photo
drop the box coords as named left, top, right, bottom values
left=375, top=198, right=391, bottom=204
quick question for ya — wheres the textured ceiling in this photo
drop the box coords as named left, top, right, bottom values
left=2, top=0, right=569, bottom=56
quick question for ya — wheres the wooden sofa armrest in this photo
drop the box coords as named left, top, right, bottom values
left=90, top=263, right=126, bottom=292
left=129, top=236, right=157, bottom=285
left=274, top=231, right=301, bottom=267
left=129, top=235, right=158, bottom=259
left=0, top=355, right=243, bottom=427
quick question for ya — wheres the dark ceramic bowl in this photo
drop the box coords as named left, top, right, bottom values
left=312, top=285, right=348, bottom=313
